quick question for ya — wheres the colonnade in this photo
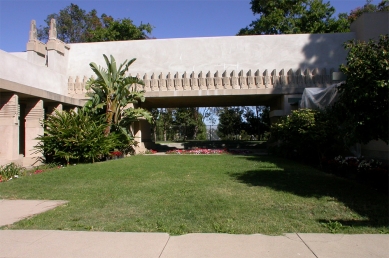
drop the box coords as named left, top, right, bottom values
left=0, top=93, right=77, bottom=166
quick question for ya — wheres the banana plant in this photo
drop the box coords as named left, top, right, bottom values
left=85, top=54, right=151, bottom=139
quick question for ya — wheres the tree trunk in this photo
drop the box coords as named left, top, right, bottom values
left=193, top=125, right=198, bottom=140
left=105, top=101, right=113, bottom=136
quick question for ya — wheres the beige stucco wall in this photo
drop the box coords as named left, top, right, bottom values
left=0, top=49, right=67, bottom=95
left=10, top=52, right=27, bottom=60
left=351, top=11, right=389, bottom=42
left=361, top=140, right=389, bottom=161
left=66, top=33, right=355, bottom=79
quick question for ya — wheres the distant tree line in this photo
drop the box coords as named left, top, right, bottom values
left=238, top=0, right=389, bottom=35
left=37, top=3, right=153, bottom=43
left=217, top=106, right=270, bottom=141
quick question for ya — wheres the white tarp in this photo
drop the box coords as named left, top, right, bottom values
left=299, top=82, right=343, bottom=109
left=299, top=82, right=363, bottom=157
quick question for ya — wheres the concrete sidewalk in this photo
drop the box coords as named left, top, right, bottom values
left=0, top=200, right=388, bottom=258
left=0, top=199, right=68, bottom=226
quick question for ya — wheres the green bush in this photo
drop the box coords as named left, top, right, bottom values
left=35, top=109, right=122, bottom=164
left=270, top=109, right=344, bottom=164
left=337, top=35, right=389, bottom=145
left=0, top=163, right=25, bottom=182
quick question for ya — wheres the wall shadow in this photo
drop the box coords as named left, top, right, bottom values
left=299, top=33, right=352, bottom=72
left=228, top=155, right=388, bottom=228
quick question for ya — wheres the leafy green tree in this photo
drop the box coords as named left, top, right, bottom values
left=150, top=108, right=160, bottom=142
left=242, top=106, right=270, bottom=139
left=156, top=108, right=174, bottom=141
left=38, top=3, right=153, bottom=43
left=85, top=54, right=151, bottom=141
left=86, top=18, right=153, bottom=42
left=336, top=35, right=389, bottom=145
left=348, top=0, right=389, bottom=23
left=238, top=0, right=349, bottom=35
left=217, top=107, right=244, bottom=140
left=173, top=108, right=206, bottom=140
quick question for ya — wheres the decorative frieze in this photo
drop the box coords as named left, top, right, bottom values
left=67, top=67, right=337, bottom=95
left=0, top=94, right=19, bottom=124
left=190, top=71, right=199, bottom=90
left=183, top=72, right=190, bottom=91
left=25, top=100, right=44, bottom=121
left=199, top=72, right=206, bottom=90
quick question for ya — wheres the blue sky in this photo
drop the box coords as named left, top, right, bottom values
left=0, top=0, right=368, bottom=52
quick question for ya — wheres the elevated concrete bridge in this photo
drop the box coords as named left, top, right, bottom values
left=68, top=67, right=338, bottom=115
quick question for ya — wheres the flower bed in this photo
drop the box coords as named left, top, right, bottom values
left=322, top=156, right=388, bottom=194
left=109, top=151, right=123, bottom=159
left=0, top=163, right=64, bottom=183
left=166, top=148, right=226, bottom=155
left=145, top=149, right=158, bottom=154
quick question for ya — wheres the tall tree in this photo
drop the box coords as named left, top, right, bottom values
left=336, top=35, right=389, bottom=145
left=242, top=106, right=270, bottom=139
left=173, top=108, right=206, bottom=140
left=238, top=0, right=349, bottom=35
left=86, top=17, right=153, bottom=42
left=217, top=107, right=244, bottom=140
left=156, top=108, right=174, bottom=141
left=38, top=3, right=153, bottom=43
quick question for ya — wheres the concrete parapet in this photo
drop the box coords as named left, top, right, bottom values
left=67, top=67, right=337, bottom=97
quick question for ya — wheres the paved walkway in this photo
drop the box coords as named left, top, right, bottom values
left=0, top=200, right=388, bottom=258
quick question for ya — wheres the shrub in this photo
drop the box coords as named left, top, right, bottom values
left=270, top=109, right=344, bottom=164
left=321, top=155, right=388, bottom=193
left=35, top=109, right=122, bottom=164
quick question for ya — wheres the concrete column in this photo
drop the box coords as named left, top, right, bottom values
left=132, top=117, right=154, bottom=153
left=269, top=94, right=302, bottom=123
left=0, top=93, right=20, bottom=163
left=24, top=99, right=44, bottom=166
left=269, top=95, right=284, bottom=124
left=134, top=120, right=142, bottom=144
left=141, top=120, right=152, bottom=143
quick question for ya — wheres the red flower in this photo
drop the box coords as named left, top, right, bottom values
left=34, top=169, right=44, bottom=174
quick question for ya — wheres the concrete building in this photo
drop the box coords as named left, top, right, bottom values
left=1, top=12, right=388, bottom=166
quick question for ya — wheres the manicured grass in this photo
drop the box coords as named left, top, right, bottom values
left=0, top=155, right=388, bottom=235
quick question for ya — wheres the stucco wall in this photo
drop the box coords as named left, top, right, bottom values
left=351, top=11, right=389, bottom=42
left=10, top=52, right=27, bottom=60
left=66, top=33, right=355, bottom=79
left=0, top=50, right=66, bottom=95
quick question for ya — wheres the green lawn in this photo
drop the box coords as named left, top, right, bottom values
left=0, top=155, right=388, bottom=235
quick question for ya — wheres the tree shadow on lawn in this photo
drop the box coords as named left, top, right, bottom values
left=228, top=155, right=389, bottom=229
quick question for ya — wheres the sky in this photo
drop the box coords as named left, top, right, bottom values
left=0, top=0, right=369, bottom=53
